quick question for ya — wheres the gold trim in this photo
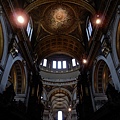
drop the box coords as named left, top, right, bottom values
left=10, top=61, right=26, bottom=94
left=116, top=21, right=120, bottom=61
left=25, top=0, right=96, bottom=15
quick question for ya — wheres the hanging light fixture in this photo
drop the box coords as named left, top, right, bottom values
left=82, top=54, right=87, bottom=64
left=68, top=107, right=72, bottom=112
left=12, top=9, right=29, bottom=28
left=95, top=15, right=102, bottom=25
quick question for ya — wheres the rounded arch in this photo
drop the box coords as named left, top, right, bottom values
left=48, top=87, right=72, bottom=100
left=48, top=88, right=71, bottom=112
left=93, top=59, right=110, bottom=94
left=111, top=10, right=120, bottom=67
left=92, top=55, right=120, bottom=94
left=25, top=0, right=96, bottom=15
left=116, top=21, right=120, bottom=61
left=9, top=60, right=27, bottom=94
left=0, top=55, right=27, bottom=93
left=0, top=12, right=9, bottom=67
left=51, top=94, right=69, bottom=109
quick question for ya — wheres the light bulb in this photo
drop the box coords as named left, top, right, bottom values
left=17, top=15, right=25, bottom=24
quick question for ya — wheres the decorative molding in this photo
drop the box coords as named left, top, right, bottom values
left=10, top=40, right=19, bottom=58
left=101, top=46, right=111, bottom=57
left=117, top=5, right=120, bottom=14
left=42, top=79, right=77, bottom=86
left=101, top=38, right=111, bottom=57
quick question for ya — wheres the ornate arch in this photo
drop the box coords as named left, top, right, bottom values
left=0, top=55, right=27, bottom=93
left=0, top=12, right=8, bottom=67
left=9, top=60, right=27, bottom=94
left=93, top=59, right=110, bottom=93
left=25, top=0, right=96, bottom=15
left=48, top=87, right=71, bottom=100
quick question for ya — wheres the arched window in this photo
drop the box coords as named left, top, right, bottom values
left=26, top=17, right=33, bottom=41
left=58, top=111, right=62, bottom=120
left=86, top=17, right=93, bottom=41
left=40, top=55, right=80, bottom=73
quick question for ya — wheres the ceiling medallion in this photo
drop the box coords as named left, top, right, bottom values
left=52, top=7, right=69, bottom=29
left=42, top=4, right=77, bottom=34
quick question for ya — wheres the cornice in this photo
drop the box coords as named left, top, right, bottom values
left=42, top=79, right=77, bottom=86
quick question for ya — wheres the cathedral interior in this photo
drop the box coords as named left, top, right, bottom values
left=0, top=0, right=120, bottom=120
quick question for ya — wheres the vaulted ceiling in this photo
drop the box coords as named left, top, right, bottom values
left=1, top=0, right=112, bottom=119
left=23, top=1, right=96, bottom=118
left=24, top=1, right=96, bottom=118
left=24, top=0, right=96, bottom=63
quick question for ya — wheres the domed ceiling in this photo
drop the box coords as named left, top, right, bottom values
left=41, top=3, right=77, bottom=34
left=25, top=0, right=96, bottom=63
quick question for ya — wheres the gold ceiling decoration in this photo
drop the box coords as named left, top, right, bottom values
left=35, top=35, right=85, bottom=63
left=41, top=4, right=77, bottom=34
